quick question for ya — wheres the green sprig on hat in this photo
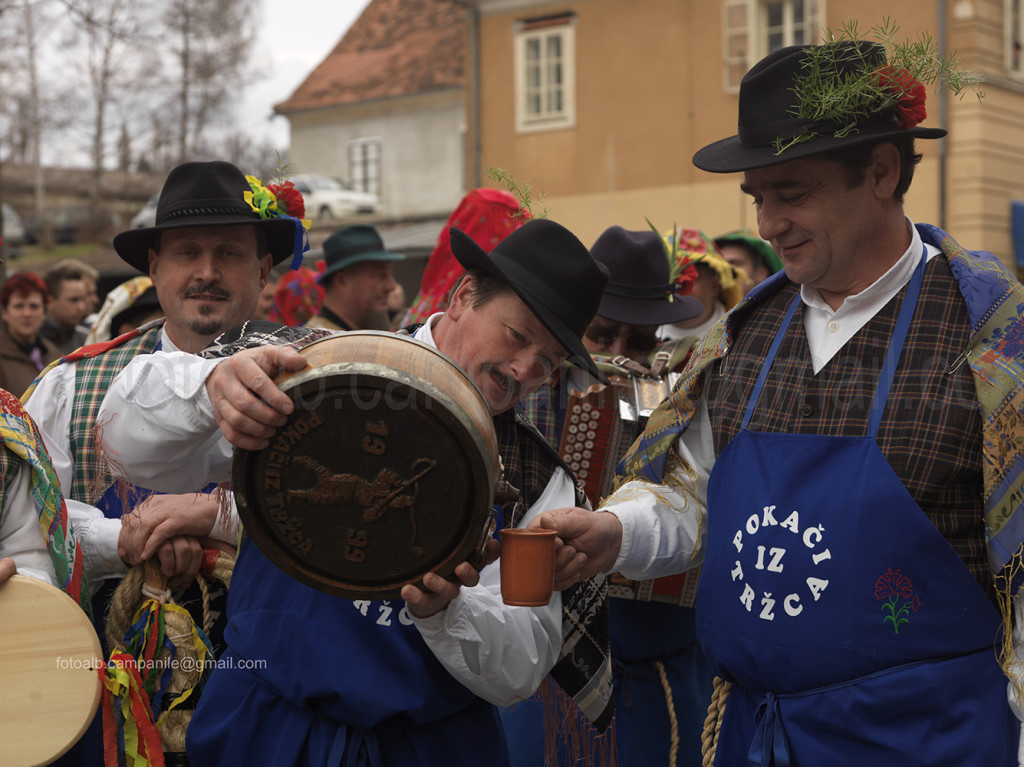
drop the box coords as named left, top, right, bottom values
left=485, top=166, right=546, bottom=220
left=775, top=18, right=984, bottom=155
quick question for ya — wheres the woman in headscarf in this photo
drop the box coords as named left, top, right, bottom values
left=402, top=188, right=527, bottom=326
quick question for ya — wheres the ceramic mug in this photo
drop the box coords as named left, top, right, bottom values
left=498, top=528, right=556, bottom=606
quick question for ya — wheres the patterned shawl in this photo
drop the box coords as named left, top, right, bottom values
left=0, top=388, right=90, bottom=614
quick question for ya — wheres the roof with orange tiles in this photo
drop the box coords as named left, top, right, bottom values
left=274, top=0, right=466, bottom=115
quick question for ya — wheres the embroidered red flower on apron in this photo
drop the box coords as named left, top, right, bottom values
left=874, top=568, right=922, bottom=634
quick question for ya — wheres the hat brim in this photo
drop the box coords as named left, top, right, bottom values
left=113, top=216, right=300, bottom=273
left=316, top=250, right=406, bottom=284
left=597, top=293, right=704, bottom=326
left=449, top=228, right=609, bottom=385
left=693, top=125, right=947, bottom=173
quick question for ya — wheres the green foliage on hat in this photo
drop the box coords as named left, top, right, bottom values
left=485, top=166, right=547, bottom=220
left=775, top=17, right=984, bottom=155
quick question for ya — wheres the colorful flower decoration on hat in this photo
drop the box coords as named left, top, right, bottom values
left=658, top=225, right=701, bottom=303
left=873, top=65, right=927, bottom=129
left=244, top=175, right=312, bottom=270
left=658, top=223, right=747, bottom=311
left=775, top=19, right=983, bottom=154
left=266, top=180, right=307, bottom=220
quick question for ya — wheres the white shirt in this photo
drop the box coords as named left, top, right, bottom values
left=97, top=319, right=565, bottom=706
left=1, top=462, right=58, bottom=585
left=24, top=327, right=236, bottom=595
left=801, top=223, right=938, bottom=373
left=660, top=301, right=727, bottom=344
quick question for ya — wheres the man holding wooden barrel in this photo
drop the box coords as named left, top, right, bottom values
left=96, top=218, right=617, bottom=766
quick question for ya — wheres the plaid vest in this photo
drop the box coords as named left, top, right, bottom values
left=494, top=407, right=584, bottom=521
left=67, top=324, right=163, bottom=503
left=703, top=256, right=989, bottom=594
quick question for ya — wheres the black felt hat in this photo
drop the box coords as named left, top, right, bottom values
left=693, top=41, right=947, bottom=173
left=113, top=161, right=300, bottom=272
left=589, top=226, right=703, bottom=326
left=449, top=218, right=610, bottom=382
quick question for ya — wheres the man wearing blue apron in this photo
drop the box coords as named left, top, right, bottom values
left=531, top=37, right=1024, bottom=765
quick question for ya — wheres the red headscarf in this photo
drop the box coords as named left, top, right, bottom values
left=269, top=266, right=325, bottom=327
left=403, top=188, right=527, bottom=325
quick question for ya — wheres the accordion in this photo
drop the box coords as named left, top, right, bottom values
left=558, top=348, right=701, bottom=607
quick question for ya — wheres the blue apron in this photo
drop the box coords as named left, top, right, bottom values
left=187, top=542, right=505, bottom=767
left=696, top=254, right=1018, bottom=766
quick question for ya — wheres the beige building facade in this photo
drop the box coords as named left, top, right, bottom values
left=464, top=0, right=1024, bottom=270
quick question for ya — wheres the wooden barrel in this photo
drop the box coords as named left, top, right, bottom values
left=232, top=331, right=499, bottom=599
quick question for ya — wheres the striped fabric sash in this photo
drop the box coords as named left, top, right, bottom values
left=0, top=388, right=90, bottom=613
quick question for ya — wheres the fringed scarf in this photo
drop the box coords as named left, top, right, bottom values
left=0, top=387, right=90, bottom=614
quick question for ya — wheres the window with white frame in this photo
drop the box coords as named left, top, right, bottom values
left=348, top=138, right=381, bottom=196
left=1008, top=0, right=1024, bottom=77
left=514, top=14, right=576, bottom=132
left=722, top=0, right=824, bottom=92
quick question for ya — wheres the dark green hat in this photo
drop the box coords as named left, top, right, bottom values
left=317, top=225, right=405, bottom=284
left=714, top=230, right=784, bottom=275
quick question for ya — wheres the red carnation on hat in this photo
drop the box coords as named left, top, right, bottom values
left=874, top=66, right=927, bottom=130
left=267, top=180, right=306, bottom=220
left=671, top=260, right=699, bottom=300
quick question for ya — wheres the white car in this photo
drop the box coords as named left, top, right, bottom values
left=2, top=203, right=24, bottom=246
left=288, top=174, right=379, bottom=220
left=130, top=193, right=159, bottom=229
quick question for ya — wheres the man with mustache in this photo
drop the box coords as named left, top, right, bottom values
left=305, top=224, right=405, bottom=332
left=22, top=160, right=304, bottom=764
left=95, top=219, right=617, bottom=766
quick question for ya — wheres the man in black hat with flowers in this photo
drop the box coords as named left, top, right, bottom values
left=94, top=217, right=617, bottom=766
left=532, top=32, right=1024, bottom=766
left=23, top=159, right=306, bottom=764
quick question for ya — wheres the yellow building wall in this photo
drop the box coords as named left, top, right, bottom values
left=473, top=0, right=1024, bottom=268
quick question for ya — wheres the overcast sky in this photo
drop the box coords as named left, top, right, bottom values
left=236, top=0, right=372, bottom=151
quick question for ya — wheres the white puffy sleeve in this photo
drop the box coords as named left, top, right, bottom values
left=604, top=399, right=715, bottom=581
left=411, top=469, right=570, bottom=705
left=96, top=351, right=232, bottom=492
